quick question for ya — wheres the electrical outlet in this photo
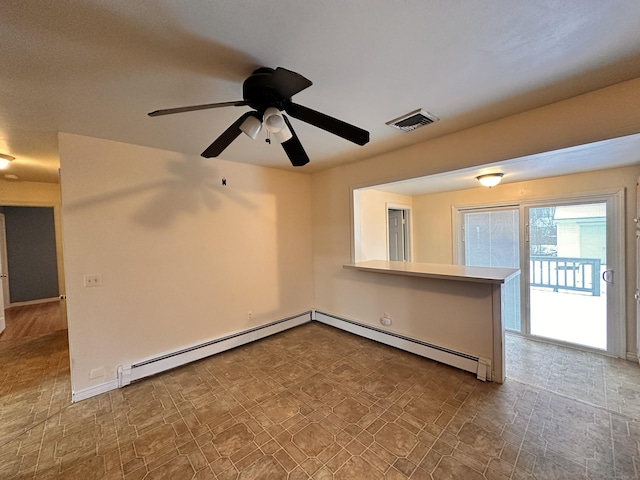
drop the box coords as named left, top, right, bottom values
left=84, top=274, right=102, bottom=287
left=247, top=311, right=253, bottom=320
left=90, top=367, right=105, bottom=379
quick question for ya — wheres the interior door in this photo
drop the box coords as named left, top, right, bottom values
left=388, top=209, right=406, bottom=261
left=636, top=177, right=640, bottom=363
left=636, top=228, right=640, bottom=363
left=0, top=213, right=6, bottom=333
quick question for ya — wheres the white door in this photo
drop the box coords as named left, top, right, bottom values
left=388, top=209, right=407, bottom=261
left=525, top=194, right=624, bottom=357
left=0, top=213, right=6, bottom=334
left=636, top=228, right=640, bottom=363
left=636, top=177, right=640, bottom=363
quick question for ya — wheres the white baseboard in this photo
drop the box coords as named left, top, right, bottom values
left=313, top=310, right=488, bottom=380
left=8, top=297, right=59, bottom=308
left=75, top=308, right=492, bottom=403
left=72, top=379, right=119, bottom=402
left=116, top=311, right=312, bottom=390
left=626, top=352, right=638, bottom=363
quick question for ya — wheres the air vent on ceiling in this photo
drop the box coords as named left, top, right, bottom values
left=386, top=109, right=439, bottom=132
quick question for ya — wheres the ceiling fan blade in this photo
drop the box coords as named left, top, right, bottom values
left=201, top=111, right=255, bottom=158
left=148, top=100, right=248, bottom=117
left=285, top=103, right=369, bottom=146
left=281, top=116, right=310, bottom=167
left=269, top=67, right=313, bottom=99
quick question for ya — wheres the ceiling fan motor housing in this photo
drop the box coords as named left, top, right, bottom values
left=243, top=68, right=285, bottom=113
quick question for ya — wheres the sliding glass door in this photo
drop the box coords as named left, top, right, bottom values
left=457, top=193, right=623, bottom=356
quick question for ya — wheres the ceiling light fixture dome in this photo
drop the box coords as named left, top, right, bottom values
left=0, top=153, right=15, bottom=170
left=476, top=172, right=504, bottom=188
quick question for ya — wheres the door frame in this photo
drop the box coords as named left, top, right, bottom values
left=522, top=190, right=625, bottom=356
left=453, top=188, right=626, bottom=357
left=0, top=213, right=9, bottom=307
left=0, top=201, right=66, bottom=328
left=0, top=213, right=6, bottom=333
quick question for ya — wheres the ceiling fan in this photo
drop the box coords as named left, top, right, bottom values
left=148, top=67, right=370, bottom=167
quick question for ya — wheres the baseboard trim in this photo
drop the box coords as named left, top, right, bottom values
left=75, top=308, right=492, bottom=402
left=626, top=352, right=638, bottom=363
left=8, top=297, right=59, bottom=308
left=72, top=379, right=119, bottom=402
left=313, top=310, right=486, bottom=379
left=116, top=311, right=312, bottom=390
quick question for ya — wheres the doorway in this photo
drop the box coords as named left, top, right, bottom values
left=387, top=206, right=411, bottom=261
left=456, top=192, right=624, bottom=356
left=0, top=213, right=6, bottom=333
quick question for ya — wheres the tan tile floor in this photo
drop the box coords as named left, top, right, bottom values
left=2, top=323, right=640, bottom=479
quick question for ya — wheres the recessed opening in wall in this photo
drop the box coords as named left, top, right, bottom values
left=351, top=133, right=640, bottom=265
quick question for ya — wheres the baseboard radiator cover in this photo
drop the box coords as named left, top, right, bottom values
left=117, top=311, right=311, bottom=388
left=313, top=310, right=491, bottom=381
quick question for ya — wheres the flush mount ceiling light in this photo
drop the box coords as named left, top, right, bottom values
left=476, top=172, right=504, bottom=188
left=0, top=153, right=15, bottom=170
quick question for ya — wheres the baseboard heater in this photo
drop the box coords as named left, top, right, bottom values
left=117, top=311, right=311, bottom=387
left=116, top=309, right=489, bottom=391
left=314, top=311, right=491, bottom=381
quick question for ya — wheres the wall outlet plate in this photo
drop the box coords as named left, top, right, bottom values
left=84, top=274, right=102, bottom=287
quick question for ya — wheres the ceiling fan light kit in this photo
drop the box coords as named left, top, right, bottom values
left=148, top=67, right=370, bottom=167
left=263, top=108, right=293, bottom=143
left=239, top=115, right=262, bottom=140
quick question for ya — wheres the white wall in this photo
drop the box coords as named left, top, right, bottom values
left=59, top=133, right=313, bottom=393
left=312, top=78, right=640, bottom=357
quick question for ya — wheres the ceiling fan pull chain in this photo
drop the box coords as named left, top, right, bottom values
left=265, top=130, right=271, bottom=144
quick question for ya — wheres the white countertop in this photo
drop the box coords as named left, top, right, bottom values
left=343, top=260, right=519, bottom=284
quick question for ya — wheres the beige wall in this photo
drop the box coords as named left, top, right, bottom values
left=59, top=133, right=314, bottom=393
left=355, top=189, right=412, bottom=261
left=312, top=78, right=640, bottom=358
left=411, top=165, right=640, bottom=354
left=0, top=180, right=60, bottom=205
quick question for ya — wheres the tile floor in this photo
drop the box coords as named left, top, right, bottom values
left=1, top=323, right=640, bottom=479
left=506, top=333, right=640, bottom=420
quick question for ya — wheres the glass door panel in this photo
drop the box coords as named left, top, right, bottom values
left=462, top=208, right=521, bottom=331
left=528, top=203, right=607, bottom=349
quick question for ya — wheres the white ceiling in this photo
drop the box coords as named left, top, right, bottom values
left=368, top=133, right=640, bottom=195
left=2, top=1, right=640, bottom=183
